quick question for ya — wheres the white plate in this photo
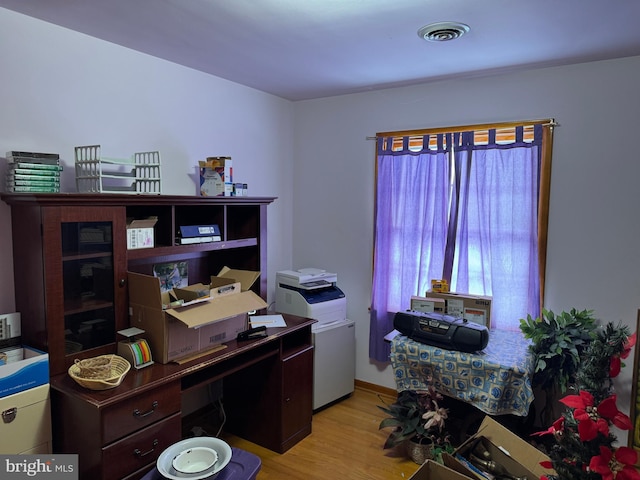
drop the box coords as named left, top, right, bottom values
left=156, top=437, right=232, bottom=480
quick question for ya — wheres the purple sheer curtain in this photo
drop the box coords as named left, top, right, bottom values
left=369, top=126, right=543, bottom=362
left=451, top=126, right=542, bottom=331
left=369, top=135, right=451, bottom=362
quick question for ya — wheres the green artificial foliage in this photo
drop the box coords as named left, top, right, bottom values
left=519, top=308, right=598, bottom=393
left=574, top=322, right=630, bottom=403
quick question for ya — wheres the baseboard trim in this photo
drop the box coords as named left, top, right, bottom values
left=355, top=379, right=397, bottom=398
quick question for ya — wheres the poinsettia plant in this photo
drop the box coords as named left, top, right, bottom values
left=534, top=321, right=639, bottom=480
left=378, top=382, right=452, bottom=450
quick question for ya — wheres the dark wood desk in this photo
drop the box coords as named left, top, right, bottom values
left=50, top=314, right=315, bottom=480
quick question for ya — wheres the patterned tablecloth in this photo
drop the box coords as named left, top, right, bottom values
left=390, top=329, right=534, bottom=416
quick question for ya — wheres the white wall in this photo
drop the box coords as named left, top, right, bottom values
left=0, top=9, right=295, bottom=313
left=292, top=56, right=640, bottom=421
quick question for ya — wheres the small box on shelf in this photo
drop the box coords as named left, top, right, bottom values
left=199, top=157, right=233, bottom=197
left=127, top=216, right=158, bottom=249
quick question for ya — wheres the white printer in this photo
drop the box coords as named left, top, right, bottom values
left=276, top=268, right=354, bottom=410
left=275, top=268, right=346, bottom=325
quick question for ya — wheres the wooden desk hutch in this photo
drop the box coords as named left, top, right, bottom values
left=1, top=193, right=315, bottom=480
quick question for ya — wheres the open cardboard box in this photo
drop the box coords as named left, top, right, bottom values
left=409, top=459, right=472, bottom=480
left=128, top=268, right=267, bottom=364
left=171, top=283, right=211, bottom=306
left=215, top=266, right=261, bottom=292
left=442, top=416, right=553, bottom=480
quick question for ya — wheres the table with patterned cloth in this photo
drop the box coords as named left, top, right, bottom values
left=390, top=328, right=534, bottom=416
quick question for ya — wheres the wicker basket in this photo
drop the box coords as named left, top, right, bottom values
left=74, top=356, right=112, bottom=379
left=68, top=354, right=131, bottom=390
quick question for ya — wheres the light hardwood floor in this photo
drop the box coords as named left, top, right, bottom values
left=221, top=384, right=419, bottom=479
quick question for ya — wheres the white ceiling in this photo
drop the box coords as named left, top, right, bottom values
left=2, top=0, right=640, bottom=101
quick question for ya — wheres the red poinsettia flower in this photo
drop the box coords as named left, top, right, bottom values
left=589, top=446, right=640, bottom=480
left=611, top=332, right=637, bottom=377
left=539, top=460, right=554, bottom=470
left=560, top=391, right=632, bottom=441
left=621, top=332, right=636, bottom=359
left=532, top=417, right=564, bottom=437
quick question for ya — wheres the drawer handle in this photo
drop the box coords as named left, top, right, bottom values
left=133, top=401, right=158, bottom=418
left=2, top=407, right=17, bottom=424
left=134, top=439, right=159, bottom=458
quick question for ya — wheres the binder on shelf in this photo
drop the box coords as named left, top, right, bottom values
left=8, top=167, right=61, bottom=177
left=7, top=151, right=59, bottom=159
left=177, top=236, right=218, bottom=245
left=5, top=185, right=60, bottom=193
left=7, top=177, right=60, bottom=186
left=179, top=225, right=220, bottom=238
left=6, top=151, right=60, bottom=166
left=9, top=162, right=62, bottom=171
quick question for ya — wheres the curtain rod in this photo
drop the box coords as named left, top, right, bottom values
left=366, top=118, right=559, bottom=140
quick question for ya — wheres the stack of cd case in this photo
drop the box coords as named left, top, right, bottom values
left=5, top=151, right=62, bottom=193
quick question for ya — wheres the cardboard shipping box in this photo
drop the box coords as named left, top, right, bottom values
left=126, top=216, right=158, bottom=250
left=426, top=291, right=492, bottom=328
left=199, top=156, right=233, bottom=197
left=409, top=459, right=471, bottom=480
left=443, top=416, right=552, bottom=480
left=215, top=266, right=261, bottom=292
left=128, top=270, right=267, bottom=363
left=410, top=295, right=446, bottom=314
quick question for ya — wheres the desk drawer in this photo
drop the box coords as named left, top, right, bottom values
left=103, top=381, right=180, bottom=444
left=102, top=412, right=181, bottom=480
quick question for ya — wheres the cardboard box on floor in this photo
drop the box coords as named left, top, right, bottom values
left=442, top=416, right=553, bottom=480
left=409, top=459, right=471, bottom=480
left=128, top=267, right=266, bottom=364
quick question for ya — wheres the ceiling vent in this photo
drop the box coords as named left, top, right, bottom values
left=417, top=22, right=470, bottom=42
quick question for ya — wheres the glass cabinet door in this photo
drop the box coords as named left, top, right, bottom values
left=41, top=205, right=127, bottom=375
left=61, top=221, right=116, bottom=355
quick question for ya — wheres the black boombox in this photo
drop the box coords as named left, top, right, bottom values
left=393, top=310, right=489, bottom=353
